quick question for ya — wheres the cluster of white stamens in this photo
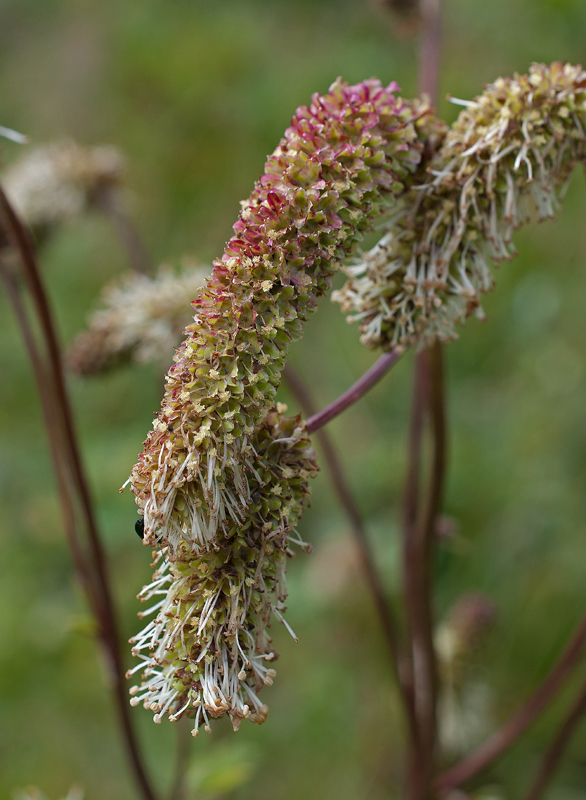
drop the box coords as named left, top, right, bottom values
left=128, top=411, right=317, bottom=733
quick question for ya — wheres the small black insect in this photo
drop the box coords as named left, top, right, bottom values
left=135, top=517, right=145, bottom=539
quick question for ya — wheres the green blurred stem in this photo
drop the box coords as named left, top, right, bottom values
left=283, top=365, right=418, bottom=741
left=0, top=185, right=159, bottom=800
left=168, top=716, right=192, bottom=800
left=436, top=612, right=586, bottom=793
left=91, top=182, right=153, bottom=274
left=523, top=668, right=586, bottom=800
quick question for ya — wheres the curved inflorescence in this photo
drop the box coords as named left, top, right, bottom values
left=129, top=78, right=433, bottom=555
left=128, top=411, right=318, bottom=733
left=127, top=77, right=442, bottom=735
left=333, top=62, right=586, bottom=348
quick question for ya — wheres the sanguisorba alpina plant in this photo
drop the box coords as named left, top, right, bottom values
left=333, top=62, right=586, bottom=349
left=128, top=62, right=586, bottom=742
left=127, top=78, right=441, bottom=733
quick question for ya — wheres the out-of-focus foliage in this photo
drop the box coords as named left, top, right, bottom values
left=1, top=1, right=586, bottom=799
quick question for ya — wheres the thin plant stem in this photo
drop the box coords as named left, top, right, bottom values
left=0, top=254, right=100, bottom=612
left=411, top=342, right=445, bottom=783
left=305, top=348, right=402, bottom=433
left=0, top=186, right=159, bottom=800
left=522, top=669, right=586, bottom=800
left=401, top=348, right=432, bottom=800
left=436, top=612, right=586, bottom=793
left=91, top=183, right=153, bottom=274
left=283, top=364, right=418, bottom=746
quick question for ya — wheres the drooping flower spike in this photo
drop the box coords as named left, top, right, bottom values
left=333, top=62, right=586, bottom=348
left=129, top=410, right=318, bottom=732
left=129, top=79, right=435, bottom=555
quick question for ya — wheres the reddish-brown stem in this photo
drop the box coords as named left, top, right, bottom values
left=305, top=348, right=402, bottom=434
left=91, top=183, right=153, bottom=275
left=436, top=613, right=586, bottom=793
left=0, top=187, right=159, bottom=800
left=0, top=255, right=100, bottom=613
left=413, top=343, right=444, bottom=781
left=283, top=365, right=418, bottom=745
left=401, top=349, right=433, bottom=800
left=401, top=347, right=445, bottom=800
left=523, top=669, right=586, bottom=800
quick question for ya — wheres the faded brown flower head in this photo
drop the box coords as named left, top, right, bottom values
left=3, top=141, right=124, bottom=237
left=67, top=261, right=211, bottom=375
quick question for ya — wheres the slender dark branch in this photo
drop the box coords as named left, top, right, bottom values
left=0, top=187, right=159, bottom=800
left=436, top=613, right=586, bottom=793
left=0, top=255, right=100, bottom=612
left=523, top=669, right=586, bottom=800
left=305, top=348, right=403, bottom=434
left=401, top=349, right=431, bottom=800
left=91, top=183, right=153, bottom=274
left=412, top=342, right=445, bottom=779
left=283, top=364, right=418, bottom=745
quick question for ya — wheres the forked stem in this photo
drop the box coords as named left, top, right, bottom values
left=523, top=668, right=586, bottom=800
left=436, top=612, right=586, bottom=793
left=0, top=185, right=159, bottom=800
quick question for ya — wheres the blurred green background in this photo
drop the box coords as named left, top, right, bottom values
left=1, top=0, right=586, bottom=798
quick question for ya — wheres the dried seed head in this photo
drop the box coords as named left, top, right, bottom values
left=3, top=140, right=124, bottom=237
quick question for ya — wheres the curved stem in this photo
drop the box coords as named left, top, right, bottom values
left=0, top=187, right=159, bottom=800
left=522, top=668, right=586, bottom=800
left=305, top=348, right=403, bottom=434
left=436, top=613, right=586, bottom=793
